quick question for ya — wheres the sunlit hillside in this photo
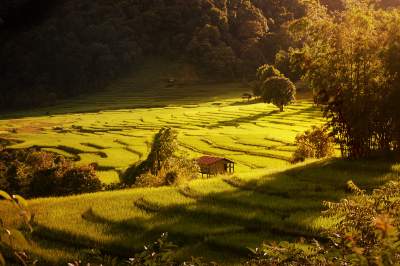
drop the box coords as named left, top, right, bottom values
left=0, top=93, right=324, bottom=184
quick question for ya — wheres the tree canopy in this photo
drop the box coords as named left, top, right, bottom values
left=0, top=0, right=308, bottom=110
left=261, top=76, right=296, bottom=111
left=288, top=0, right=400, bottom=158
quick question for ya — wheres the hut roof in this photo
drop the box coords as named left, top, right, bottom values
left=197, top=156, right=234, bottom=165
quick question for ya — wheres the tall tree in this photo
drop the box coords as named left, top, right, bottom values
left=289, top=0, right=400, bottom=158
left=147, top=127, right=178, bottom=175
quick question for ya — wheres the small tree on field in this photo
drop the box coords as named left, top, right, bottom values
left=253, top=64, right=283, bottom=97
left=262, top=76, right=296, bottom=112
left=147, top=127, right=178, bottom=175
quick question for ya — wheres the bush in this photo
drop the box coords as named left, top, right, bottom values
left=0, top=148, right=102, bottom=198
left=0, top=191, right=34, bottom=265
left=123, top=128, right=200, bottom=188
left=292, top=126, right=334, bottom=163
left=135, top=156, right=200, bottom=188
left=135, top=171, right=166, bottom=188
left=59, top=166, right=101, bottom=195
left=246, top=180, right=400, bottom=265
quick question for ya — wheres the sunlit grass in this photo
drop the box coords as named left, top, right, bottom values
left=0, top=92, right=324, bottom=184
left=1, top=158, right=398, bottom=264
left=1, top=81, right=382, bottom=264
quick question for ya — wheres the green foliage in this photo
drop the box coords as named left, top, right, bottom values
left=135, top=155, right=200, bottom=187
left=261, top=76, right=296, bottom=112
left=0, top=0, right=310, bottom=109
left=253, top=64, right=283, bottom=97
left=0, top=190, right=33, bottom=266
left=246, top=240, right=327, bottom=265
left=288, top=0, right=400, bottom=158
left=292, top=126, right=334, bottom=163
left=147, top=127, right=179, bottom=175
left=126, top=233, right=215, bottom=265
left=0, top=148, right=101, bottom=198
left=123, top=128, right=199, bottom=188
left=127, top=232, right=178, bottom=265
left=247, top=180, right=400, bottom=265
left=275, top=49, right=303, bottom=83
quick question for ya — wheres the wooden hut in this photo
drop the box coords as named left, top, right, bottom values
left=197, top=156, right=234, bottom=177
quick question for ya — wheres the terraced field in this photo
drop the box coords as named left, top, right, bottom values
left=1, top=77, right=399, bottom=264
left=0, top=97, right=325, bottom=184
left=2, top=159, right=397, bottom=264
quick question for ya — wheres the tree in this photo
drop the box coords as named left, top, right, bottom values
left=288, top=0, right=400, bottom=158
left=253, top=64, right=283, bottom=97
left=147, top=127, right=178, bottom=175
left=262, top=76, right=296, bottom=111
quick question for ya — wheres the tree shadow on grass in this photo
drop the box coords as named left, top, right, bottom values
left=228, top=98, right=263, bottom=106
left=206, top=110, right=280, bottom=129
left=32, top=158, right=399, bottom=263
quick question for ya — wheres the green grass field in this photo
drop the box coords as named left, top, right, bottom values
left=1, top=159, right=398, bottom=264
left=1, top=63, right=397, bottom=264
left=0, top=87, right=325, bottom=184
left=0, top=60, right=322, bottom=184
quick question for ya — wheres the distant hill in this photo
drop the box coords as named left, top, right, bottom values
left=0, top=0, right=309, bottom=109
left=0, top=0, right=398, bottom=110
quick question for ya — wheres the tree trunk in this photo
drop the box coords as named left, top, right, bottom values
left=279, top=105, right=284, bottom=112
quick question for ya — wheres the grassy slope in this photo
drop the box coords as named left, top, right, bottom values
left=0, top=59, right=325, bottom=184
left=1, top=60, right=396, bottom=264
left=0, top=100, right=323, bottom=184
left=1, top=159, right=399, bottom=264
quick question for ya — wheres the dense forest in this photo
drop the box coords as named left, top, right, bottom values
left=0, top=0, right=305, bottom=109
left=1, top=0, right=399, bottom=110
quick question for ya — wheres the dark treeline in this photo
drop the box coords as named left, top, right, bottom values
left=0, top=0, right=306, bottom=110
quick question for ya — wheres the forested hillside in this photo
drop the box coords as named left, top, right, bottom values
left=0, top=0, right=306, bottom=109
left=1, top=0, right=399, bottom=110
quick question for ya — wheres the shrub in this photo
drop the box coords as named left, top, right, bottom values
left=59, top=166, right=101, bottom=195
left=292, top=126, right=334, bottom=163
left=0, top=191, right=34, bottom=265
left=135, top=171, right=166, bottom=188
left=162, top=156, right=200, bottom=185
left=121, top=160, right=151, bottom=185
left=69, top=233, right=212, bottom=266
left=246, top=180, right=400, bottom=265
left=0, top=148, right=102, bottom=198
left=135, top=156, right=200, bottom=188
left=123, top=128, right=199, bottom=188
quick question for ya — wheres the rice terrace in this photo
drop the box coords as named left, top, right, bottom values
left=0, top=85, right=324, bottom=182
left=2, top=0, right=400, bottom=265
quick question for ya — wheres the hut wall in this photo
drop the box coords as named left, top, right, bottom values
left=209, top=161, right=226, bottom=174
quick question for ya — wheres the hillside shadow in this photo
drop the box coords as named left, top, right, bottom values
left=228, top=98, right=262, bottom=106
left=31, top=158, right=399, bottom=263
left=206, top=110, right=280, bottom=128
left=0, top=81, right=246, bottom=120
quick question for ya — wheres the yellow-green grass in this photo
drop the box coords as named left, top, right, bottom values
left=0, top=95, right=324, bottom=184
left=1, top=159, right=398, bottom=264
left=0, top=60, right=382, bottom=264
left=0, top=67, right=339, bottom=263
